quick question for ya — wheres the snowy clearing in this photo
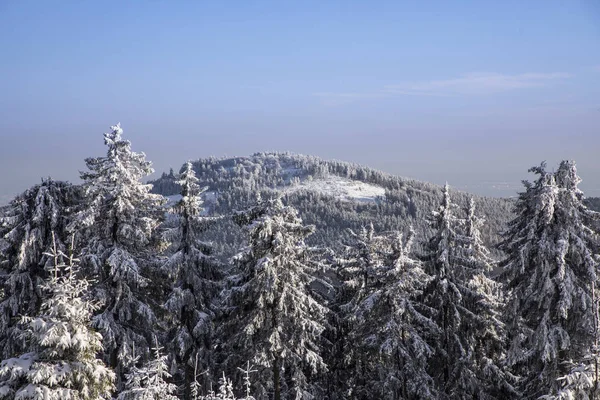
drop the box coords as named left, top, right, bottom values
left=165, top=193, right=214, bottom=216
left=283, top=174, right=385, bottom=203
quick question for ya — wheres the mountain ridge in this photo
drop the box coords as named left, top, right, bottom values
left=149, top=152, right=516, bottom=257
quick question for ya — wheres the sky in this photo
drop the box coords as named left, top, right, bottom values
left=0, top=0, right=599, bottom=203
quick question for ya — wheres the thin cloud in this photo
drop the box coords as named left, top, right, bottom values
left=385, top=72, right=572, bottom=96
left=313, top=92, right=384, bottom=106
left=314, top=71, right=572, bottom=105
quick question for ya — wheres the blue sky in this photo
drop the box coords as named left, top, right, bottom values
left=0, top=0, right=599, bottom=201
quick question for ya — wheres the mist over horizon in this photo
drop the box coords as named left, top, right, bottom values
left=1, top=1, right=599, bottom=200
left=0, top=129, right=599, bottom=205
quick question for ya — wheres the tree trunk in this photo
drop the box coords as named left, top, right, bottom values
left=112, top=215, right=119, bottom=244
left=110, top=347, right=121, bottom=390
left=184, top=361, right=193, bottom=400
left=273, top=356, right=281, bottom=400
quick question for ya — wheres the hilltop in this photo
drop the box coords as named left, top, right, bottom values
left=149, top=152, right=515, bottom=257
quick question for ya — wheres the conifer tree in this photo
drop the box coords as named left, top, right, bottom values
left=0, top=179, right=78, bottom=359
left=462, top=199, right=517, bottom=398
left=162, top=161, right=221, bottom=396
left=329, top=224, right=386, bottom=398
left=71, top=124, right=165, bottom=387
left=118, top=339, right=178, bottom=400
left=350, top=229, right=439, bottom=399
left=337, top=223, right=385, bottom=314
left=422, top=184, right=515, bottom=399
left=237, top=362, right=257, bottom=400
left=421, top=184, right=469, bottom=397
left=0, top=234, right=115, bottom=400
left=502, top=161, right=600, bottom=398
left=219, top=198, right=327, bottom=400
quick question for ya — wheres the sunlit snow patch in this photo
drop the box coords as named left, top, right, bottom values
left=284, top=175, right=385, bottom=203
left=165, top=194, right=182, bottom=206
left=164, top=193, right=213, bottom=215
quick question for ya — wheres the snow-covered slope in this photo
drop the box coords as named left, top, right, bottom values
left=165, top=193, right=214, bottom=215
left=148, top=152, right=515, bottom=257
left=283, top=174, right=385, bottom=203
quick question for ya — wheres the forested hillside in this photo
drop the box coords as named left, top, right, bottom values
left=585, top=197, right=600, bottom=212
left=1, top=125, right=599, bottom=400
left=149, top=152, right=514, bottom=259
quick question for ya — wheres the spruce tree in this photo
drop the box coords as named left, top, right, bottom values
left=71, top=124, right=165, bottom=387
left=0, top=179, right=78, bottom=359
left=218, top=198, right=327, bottom=400
left=117, top=339, right=178, bottom=400
left=0, top=234, right=115, bottom=400
left=421, top=184, right=469, bottom=397
left=162, top=161, right=221, bottom=396
left=502, top=161, right=600, bottom=398
left=337, top=224, right=385, bottom=314
left=327, top=224, right=387, bottom=399
left=462, top=199, right=517, bottom=398
left=350, top=228, right=439, bottom=399
left=422, top=184, right=515, bottom=399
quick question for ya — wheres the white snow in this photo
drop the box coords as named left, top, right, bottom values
left=165, top=194, right=182, bottom=206
left=283, top=174, right=385, bottom=203
left=204, top=191, right=217, bottom=202
left=165, top=192, right=215, bottom=216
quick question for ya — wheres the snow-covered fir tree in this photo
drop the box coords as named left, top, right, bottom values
left=71, top=124, right=165, bottom=387
left=422, top=184, right=515, bottom=399
left=161, top=161, right=221, bottom=397
left=325, top=223, right=386, bottom=399
left=189, top=354, right=205, bottom=400
left=502, top=161, right=600, bottom=399
left=237, top=362, right=257, bottom=400
left=348, top=228, right=439, bottom=399
left=193, top=373, right=237, bottom=400
left=187, top=360, right=257, bottom=400
left=0, top=179, right=79, bottom=359
left=118, top=339, right=178, bottom=400
left=218, top=197, right=327, bottom=400
left=0, top=234, right=115, bottom=399
left=461, top=199, right=517, bottom=398
left=214, top=373, right=235, bottom=400
left=329, top=224, right=427, bottom=399
left=337, top=223, right=385, bottom=314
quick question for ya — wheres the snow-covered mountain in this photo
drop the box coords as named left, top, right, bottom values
left=149, top=152, right=515, bottom=257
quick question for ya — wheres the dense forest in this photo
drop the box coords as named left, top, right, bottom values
left=148, top=151, right=516, bottom=260
left=0, top=124, right=599, bottom=400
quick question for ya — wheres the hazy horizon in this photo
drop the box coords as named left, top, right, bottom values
left=1, top=1, right=599, bottom=203
left=0, top=139, right=596, bottom=204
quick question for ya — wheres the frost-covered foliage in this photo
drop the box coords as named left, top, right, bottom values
left=117, top=340, right=177, bottom=400
left=326, top=224, right=388, bottom=399
left=161, top=161, right=221, bottom=395
left=194, top=365, right=256, bottom=400
left=236, top=362, right=257, bottom=400
left=501, top=161, right=600, bottom=398
left=347, top=227, right=439, bottom=399
left=461, top=199, right=518, bottom=399
left=0, top=235, right=115, bottom=399
left=7, top=132, right=600, bottom=400
left=541, top=358, right=599, bottom=400
left=422, top=184, right=516, bottom=399
left=337, top=224, right=386, bottom=314
left=148, top=152, right=514, bottom=260
left=219, top=198, right=327, bottom=400
left=71, top=124, right=165, bottom=386
left=0, top=179, right=79, bottom=359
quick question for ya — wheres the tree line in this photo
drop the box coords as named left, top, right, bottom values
left=0, top=124, right=599, bottom=399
